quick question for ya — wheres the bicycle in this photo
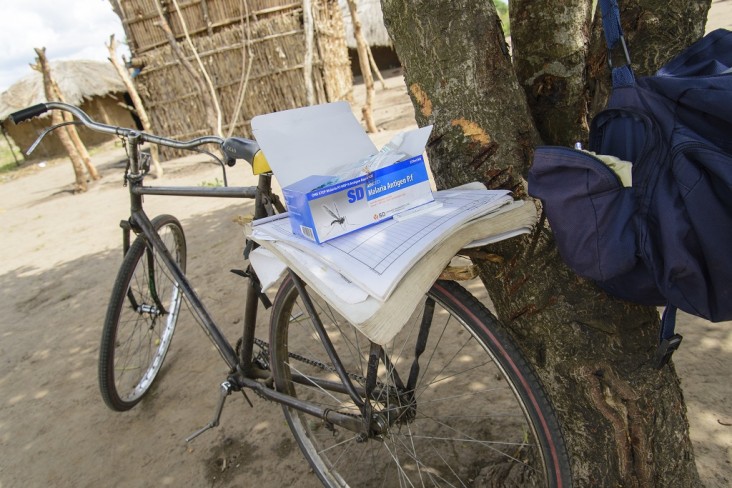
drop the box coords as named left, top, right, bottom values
left=11, top=102, right=571, bottom=487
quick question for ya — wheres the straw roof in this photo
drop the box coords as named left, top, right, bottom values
left=339, top=0, right=392, bottom=48
left=0, top=60, right=126, bottom=121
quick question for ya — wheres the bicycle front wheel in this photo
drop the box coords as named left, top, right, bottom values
left=269, top=277, right=570, bottom=487
left=99, top=214, right=187, bottom=411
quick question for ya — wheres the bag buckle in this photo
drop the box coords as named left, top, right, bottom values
left=653, top=334, right=683, bottom=369
left=607, top=35, right=632, bottom=69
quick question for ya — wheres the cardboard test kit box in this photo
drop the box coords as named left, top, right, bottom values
left=252, top=102, right=434, bottom=243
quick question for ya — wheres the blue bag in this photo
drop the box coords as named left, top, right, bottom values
left=527, top=0, right=732, bottom=366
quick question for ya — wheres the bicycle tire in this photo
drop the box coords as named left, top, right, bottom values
left=269, top=277, right=571, bottom=487
left=98, top=214, right=187, bottom=412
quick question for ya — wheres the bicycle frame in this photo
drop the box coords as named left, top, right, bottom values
left=121, top=125, right=375, bottom=436
left=9, top=102, right=573, bottom=486
left=10, top=101, right=395, bottom=437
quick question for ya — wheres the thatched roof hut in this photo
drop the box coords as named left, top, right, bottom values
left=338, top=0, right=399, bottom=76
left=111, top=0, right=353, bottom=158
left=339, top=0, right=391, bottom=48
left=0, top=60, right=136, bottom=160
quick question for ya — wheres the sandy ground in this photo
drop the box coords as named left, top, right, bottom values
left=2, top=5, right=732, bottom=486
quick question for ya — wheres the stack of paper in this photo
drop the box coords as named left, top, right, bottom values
left=248, top=186, right=537, bottom=344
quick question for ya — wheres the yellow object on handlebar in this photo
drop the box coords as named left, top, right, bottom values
left=252, top=151, right=271, bottom=175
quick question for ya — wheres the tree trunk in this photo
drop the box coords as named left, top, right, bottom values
left=510, top=0, right=593, bottom=146
left=346, top=0, right=378, bottom=133
left=107, top=34, right=163, bottom=178
left=381, top=0, right=706, bottom=486
left=33, top=48, right=88, bottom=193
left=585, top=0, right=711, bottom=116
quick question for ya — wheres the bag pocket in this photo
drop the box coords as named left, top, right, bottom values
left=528, top=146, right=639, bottom=282
left=666, top=141, right=732, bottom=320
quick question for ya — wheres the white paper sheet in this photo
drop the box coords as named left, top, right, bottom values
left=251, top=188, right=514, bottom=301
left=249, top=199, right=537, bottom=344
left=252, top=244, right=371, bottom=304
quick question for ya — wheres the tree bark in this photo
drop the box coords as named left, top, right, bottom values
left=510, top=0, right=593, bottom=146
left=32, top=48, right=88, bottom=193
left=586, top=0, right=711, bottom=116
left=107, top=34, right=163, bottom=178
left=381, top=0, right=705, bottom=486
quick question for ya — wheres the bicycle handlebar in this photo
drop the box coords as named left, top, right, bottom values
left=9, top=101, right=261, bottom=164
left=9, top=103, right=49, bottom=124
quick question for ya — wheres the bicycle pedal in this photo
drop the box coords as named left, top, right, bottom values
left=186, top=422, right=215, bottom=443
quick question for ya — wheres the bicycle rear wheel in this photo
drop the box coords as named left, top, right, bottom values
left=99, top=214, right=187, bottom=411
left=269, top=277, right=570, bottom=487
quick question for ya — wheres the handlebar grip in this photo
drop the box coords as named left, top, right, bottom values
left=222, top=137, right=260, bottom=164
left=9, top=103, right=49, bottom=124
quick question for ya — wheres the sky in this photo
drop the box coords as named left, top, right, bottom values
left=0, top=0, right=128, bottom=92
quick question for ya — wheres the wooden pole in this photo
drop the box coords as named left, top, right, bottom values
left=107, top=34, right=163, bottom=178
left=171, top=0, right=223, bottom=135
left=367, top=44, right=386, bottom=90
left=49, top=78, right=101, bottom=181
left=228, top=0, right=255, bottom=138
left=345, top=0, right=377, bottom=132
left=303, top=0, right=316, bottom=105
left=32, top=47, right=88, bottom=193
left=1, top=125, right=23, bottom=166
left=153, top=0, right=220, bottom=136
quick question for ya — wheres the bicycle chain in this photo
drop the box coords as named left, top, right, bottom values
left=252, top=337, right=371, bottom=385
left=252, top=338, right=412, bottom=427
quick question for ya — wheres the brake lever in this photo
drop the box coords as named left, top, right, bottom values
left=25, top=120, right=85, bottom=155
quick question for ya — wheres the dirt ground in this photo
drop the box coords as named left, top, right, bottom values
left=2, top=6, right=732, bottom=485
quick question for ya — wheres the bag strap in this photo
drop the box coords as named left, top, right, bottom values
left=653, top=304, right=683, bottom=369
left=598, top=2, right=684, bottom=367
left=598, top=0, right=635, bottom=87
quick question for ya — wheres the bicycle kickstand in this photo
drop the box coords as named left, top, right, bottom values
left=185, top=381, right=234, bottom=442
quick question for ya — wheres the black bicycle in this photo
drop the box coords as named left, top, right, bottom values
left=11, top=102, right=571, bottom=487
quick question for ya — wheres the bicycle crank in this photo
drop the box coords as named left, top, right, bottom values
left=185, top=380, right=252, bottom=442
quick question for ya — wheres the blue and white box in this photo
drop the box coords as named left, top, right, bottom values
left=251, top=102, right=434, bottom=243
left=283, top=155, right=433, bottom=243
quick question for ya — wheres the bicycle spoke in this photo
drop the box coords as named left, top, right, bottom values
left=100, top=216, right=185, bottom=411
left=270, top=278, right=569, bottom=486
